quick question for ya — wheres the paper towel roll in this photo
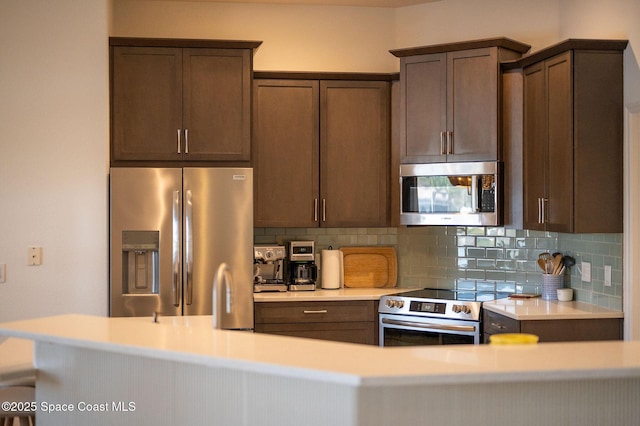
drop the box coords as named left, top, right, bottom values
left=321, top=249, right=343, bottom=289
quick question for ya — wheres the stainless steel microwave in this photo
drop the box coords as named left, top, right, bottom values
left=400, top=162, right=502, bottom=226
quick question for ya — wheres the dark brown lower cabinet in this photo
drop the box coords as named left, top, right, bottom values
left=483, top=309, right=622, bottom=343
left=254, top=301, right=378, bottom=345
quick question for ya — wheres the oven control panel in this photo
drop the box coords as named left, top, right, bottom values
left=379, top=297, right=479, bottom=320
left=409, top=300, right=446, bottom=315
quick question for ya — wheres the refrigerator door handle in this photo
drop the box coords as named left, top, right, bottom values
left=212, top=263, right=233, bottom=329
left=185, top=189, right=194, bottom=305
left=172, top=190, right=181, bottom=307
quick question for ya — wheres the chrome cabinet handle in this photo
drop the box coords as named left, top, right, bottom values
left=537, top=197, right=548, bottom=224
left=314, top=198, right=318, bottom=222
left=440, top=131, right=446, bottom=155
left=184, top=129, right=189, bottom=154
left=447, top=131, right=453, bottom=154
left=537, top=198, right=542, bottom=224
left=177, top=129, right=182, bottom=154
left=322, top=199, right=326, bottom=222
left=185, top=190, right=193, bottom=305
left=536, top=198, right=549, bottom=224
left=172, top=190, right=181, bottom=307
left=303, top=310, right=328, bottom=314
left=490, top=322, right=507, bottom=330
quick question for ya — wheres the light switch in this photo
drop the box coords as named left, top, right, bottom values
left=604, top=265, right=612, bottom=287
left=581, top=261, right=591, bottom=282
left=28, top=246, right=42, bottom=266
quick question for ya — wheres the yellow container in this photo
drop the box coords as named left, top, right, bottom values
left=490, top=333, right=539, bottom=345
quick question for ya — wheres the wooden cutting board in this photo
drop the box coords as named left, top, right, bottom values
left=340, top=246, right=397, bottom=288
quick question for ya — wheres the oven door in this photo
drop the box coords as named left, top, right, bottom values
left=379, top=313, right=480, bottom=346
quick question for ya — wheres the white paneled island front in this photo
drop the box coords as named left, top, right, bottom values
left=1, top=314, right=640, bottom=425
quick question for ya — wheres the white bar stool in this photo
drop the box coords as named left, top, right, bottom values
left=0, top=385, right=35, bottom=425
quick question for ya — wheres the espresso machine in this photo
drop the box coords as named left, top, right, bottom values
left=286, top=241, right=317, bottom=291
left=253, top=245, right=287, bottom=292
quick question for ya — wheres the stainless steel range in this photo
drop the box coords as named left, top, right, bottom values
left=379, top=288, right=509, bottom=346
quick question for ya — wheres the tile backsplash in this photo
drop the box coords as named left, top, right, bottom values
left=254, top=227, right=623, bottom=310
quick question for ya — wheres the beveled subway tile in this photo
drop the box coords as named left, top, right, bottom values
left=496, top=259, right=517, bottom=270
left=496, top=237, right=514, bottom=248
left=486, top=227, right=505, bottom=236
left=477, top=259, right=496, bottom=268
left=496, top=282, right=517, bottom=293
left=457, top=236, right=476, bottom=246
left=485, top=248, right=504, bottom=259
left=467, top=247, right=485, bottom=258
left=505, top=249, right=527, bottom=260
left=467, top=227, right=485, bottom=236
left=254, top=227, right=622, bottom=311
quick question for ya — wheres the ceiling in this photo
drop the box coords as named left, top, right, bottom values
left=144, top=0, right=442, bottom=8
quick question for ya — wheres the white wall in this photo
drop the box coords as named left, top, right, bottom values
left=393, top=0, right=561, bottom=53
left=0, top=0, right=109, bottom=322
left=111, top=0, right=397, bottom=72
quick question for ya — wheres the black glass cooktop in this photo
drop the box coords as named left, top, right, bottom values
left=389, top=288, right=511, bottom=302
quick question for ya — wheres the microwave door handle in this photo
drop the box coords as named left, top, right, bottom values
left=471, top=176, right=478, bottom=212
left=185, top=190, right=193, bottom=305
left=172, top=190, right=181, bottom=307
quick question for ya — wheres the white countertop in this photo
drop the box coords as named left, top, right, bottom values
left=483, top=298, right=624, bottom=320
left=1, top=314, right=639, bottom=387
left=253, top=287, right=417, bottom=302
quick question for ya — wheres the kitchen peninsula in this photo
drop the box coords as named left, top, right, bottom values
left=1, top=314, right=639, bottom=425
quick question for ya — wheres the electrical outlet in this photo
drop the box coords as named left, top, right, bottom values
left=0, top=264, right=5, bottom=283
left=581, top=261, right=591, bottom=282
left=604, top=265, right=612, bottom=287
left=28, top=246, right=42, bottom=266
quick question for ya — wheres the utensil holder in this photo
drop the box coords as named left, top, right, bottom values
left=542, top=274, right=564, bottom=300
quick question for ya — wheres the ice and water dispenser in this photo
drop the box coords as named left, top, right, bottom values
left=121, top=230, right=159, bottom=295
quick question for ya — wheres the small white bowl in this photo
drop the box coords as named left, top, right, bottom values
left=557, top=288, right=573, bottom=302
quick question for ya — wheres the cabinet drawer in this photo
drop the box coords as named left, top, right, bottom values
left=483, top=310, right=520, bottom=335
left=254, top=322, right=375, bottom=345
left=255, top=301, right=375, bottom=324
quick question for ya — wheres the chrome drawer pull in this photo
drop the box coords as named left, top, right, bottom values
left=490, top=322, right=507, bottom=329
left=303, top=310, right=328, bottom=314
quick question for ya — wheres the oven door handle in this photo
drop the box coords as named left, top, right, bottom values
left=381, top=318, right=476, bottom=333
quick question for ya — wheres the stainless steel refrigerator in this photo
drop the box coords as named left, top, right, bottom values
left=109, top=167, right=254, bottom=330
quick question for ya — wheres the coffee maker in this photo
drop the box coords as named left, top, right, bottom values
left=253, top=245, right=287, bottom=292
left=286, top=241, right=317, bottom=291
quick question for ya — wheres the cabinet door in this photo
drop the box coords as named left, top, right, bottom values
left=252, top=80, right=320, bottom=227
left=112, top=47, right=182, bottom=161
left=447, top=48, right=498, bottom=162
left=320, top=80, right=390, bottom=227
left=544, top=52, right=573, bottom=232
left=183, top=48, right=251, bottom=161
left=400, top=54, right=447, bottom=163
left=522, top=62, right=547, bottom=231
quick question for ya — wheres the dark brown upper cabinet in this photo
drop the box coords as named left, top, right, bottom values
left=253, top=73, right=393, bottom=228
left=503, top=39, right=627, bottom=233
left=391, top=38, right=530, bottom=164
left=110, top=38, right=261, bottom=165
